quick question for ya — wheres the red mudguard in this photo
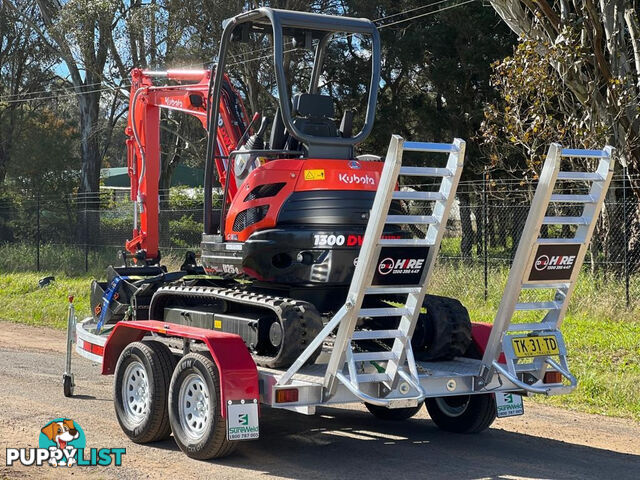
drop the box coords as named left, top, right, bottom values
left=101, top=320, right=259, bottom=416
left=471, top=322, right=506, bottom=363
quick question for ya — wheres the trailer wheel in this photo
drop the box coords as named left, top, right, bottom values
left=364, top=402, right=423, bottom=420
left=425, top=394, right=496, bottom=433
left=113, top=341, right=175, bottom=443
left=168, top=352, right=237, bottom=459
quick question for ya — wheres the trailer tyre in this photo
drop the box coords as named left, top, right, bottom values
left=114, top=341, right=176, bottom=443
left=425, top=393, right=496, bottom=433
left=364, top=402, right=423, bottom=421
left=169, top=352, right=237, bottom=459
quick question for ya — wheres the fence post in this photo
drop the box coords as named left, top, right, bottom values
left=84, top=197, right=89, bottom=273
left=483, top=167, right=488, bottom=302
left=623, top=165, right=630, bottom=308
left=36, top=192, right=41, bottom=272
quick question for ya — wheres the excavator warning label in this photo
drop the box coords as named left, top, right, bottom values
left=304, top=169, right=325, bottom=181
left=527, top=244, right=580, bottom=281
left=372, top=247, right=429, bottom=285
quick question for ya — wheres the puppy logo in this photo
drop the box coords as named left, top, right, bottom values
left=39, top=418, right=85, bottom=467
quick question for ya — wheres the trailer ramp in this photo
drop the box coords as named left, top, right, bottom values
left=276, top=134, right=466, bottom=407
left=478, top=144, right=615, bottom=394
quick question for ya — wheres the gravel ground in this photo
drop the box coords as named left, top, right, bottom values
left=0, top=321, right=638, bottom=480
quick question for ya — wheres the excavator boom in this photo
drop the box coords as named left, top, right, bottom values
left=125, top=68, right=249, bottom=261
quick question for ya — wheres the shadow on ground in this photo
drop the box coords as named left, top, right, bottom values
left=144, top=405, right=639, bottom=480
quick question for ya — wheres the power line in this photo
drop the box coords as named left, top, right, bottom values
left=0, top=81, right=107, bottom=101
left=374, top=0, right=456, bottom=23
left=1, top=85, right=129, bottom=104
left=378, top=0, right=477, bottom=29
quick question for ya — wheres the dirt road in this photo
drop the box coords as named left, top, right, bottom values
left=0, top=321, right=638, bottom=480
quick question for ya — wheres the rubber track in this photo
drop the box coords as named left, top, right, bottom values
left=149, top=285, right=323, bottom=369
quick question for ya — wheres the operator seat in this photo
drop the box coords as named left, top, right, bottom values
left=291, top=93, right=338, bottom=138
left=283, top=93, right=337, bottom=153
left=281, top=93, right=353, bottom=158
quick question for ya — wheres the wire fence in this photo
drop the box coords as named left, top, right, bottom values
left=1, top=175, right=638, bottom=308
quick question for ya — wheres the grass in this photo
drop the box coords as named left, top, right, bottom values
left=0, top=254, right=638, bottom=421
left=0, top=272, right=92, bottom=329
left=0, top=242, right=193, bottom=277
left=0, top=244, right=188, bottom=328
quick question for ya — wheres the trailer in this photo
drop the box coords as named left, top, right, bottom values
left=66, top=136, right=614, bottom=459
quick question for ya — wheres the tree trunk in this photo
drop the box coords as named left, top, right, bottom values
left=78, top=91, right=101, bottom=244
left=474, top=201, right=484, bottom=257
left=0, top=149, right=7, bottom=184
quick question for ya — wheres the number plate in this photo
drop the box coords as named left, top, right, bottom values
left=496, top=393, right=524, bottom=418
left=511, top=335, right=559, bottom=358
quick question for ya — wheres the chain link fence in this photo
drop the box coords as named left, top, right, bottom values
left=1, top=176, right=639, bottom=308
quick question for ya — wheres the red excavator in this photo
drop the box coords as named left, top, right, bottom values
left=91, top=8, right=470, bottom=370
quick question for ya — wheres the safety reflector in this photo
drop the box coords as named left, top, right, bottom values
left=275, top=388, right=299, bottom=403
left=78, top=338, right=104, bottom=356
left=544, top=371, right=563, bottom=384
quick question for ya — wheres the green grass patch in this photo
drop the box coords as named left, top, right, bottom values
left=0, top=272, right=91, bottom=329
left=0, top=242, right=191, bottom=276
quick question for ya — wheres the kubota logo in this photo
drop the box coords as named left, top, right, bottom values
left=534, top=254, right=576, bottom=271
left=338, top=173, right=375, bottom=185
left=163, top=97, right=184, bottom=108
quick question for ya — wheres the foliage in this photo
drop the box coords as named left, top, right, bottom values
left=9, top=108, right=80, bottom=194
left=481, top=39, right=609, bottom=178
left=169, top=215, right=202, bottom=248
left=168, top=186, right=204, bottom=210
left=490, top=1, right=640, bottom=192
left=340, top=1, right=515, bottom=177
left=0, top=0, right=59, bottom=183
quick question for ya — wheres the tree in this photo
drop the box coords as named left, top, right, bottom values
left=490, top=1, right=640, bottom=187
left=481, top=41, right=609, bottom=176
left=4, top=0, right=121, bottom=242
left=337, top=1, right=514, bottom=256
left=490, top=0, right=640, bottom=268
left=0, top=0, right=57, bottom=184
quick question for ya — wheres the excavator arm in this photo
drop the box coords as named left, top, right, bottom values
left=125, top=68, right=249, bottom=262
